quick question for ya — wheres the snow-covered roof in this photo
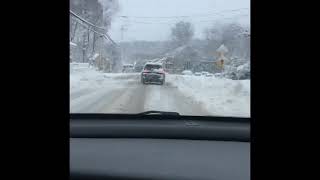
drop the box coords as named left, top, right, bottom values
left=216, top=44, right=228, bottom=53
left=70, top=42, right=77, bottom=47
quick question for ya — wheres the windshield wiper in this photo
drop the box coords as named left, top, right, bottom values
left=137, top=111, right=180, bottom=116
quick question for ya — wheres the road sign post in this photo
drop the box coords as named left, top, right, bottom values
left=216, top=44, right=228, bottom=73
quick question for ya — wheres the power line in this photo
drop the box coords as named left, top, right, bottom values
left=117, top=8, right=249, bottom=26
left=118, top=8, right=249, bottom=19
left=192, top=14, right=249, bottom=23
left=70, top=10, right=106, bottom=31
left=71, top=17, right=117, bottom=46
left=118, top=13, right=249, bottom=26
left=120, top=19, right=176, bottom=25
left=70, top=10, right=117, bottom=46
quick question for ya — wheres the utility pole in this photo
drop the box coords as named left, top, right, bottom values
left=70, top=10, right=117, bottom=46
left=120, top=24, right=128, bottom=64
left=82, top=33, right=87, bottom=63
left=120, top=25, right=126, bottom=41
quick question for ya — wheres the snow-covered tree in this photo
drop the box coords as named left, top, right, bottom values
left=202, top=22, right=250, bottom=78
left=203, top=22, right=250, bottom=61
left=171, top=21, right=194, bottom=47
left=70, top=0, right=120, bottom=69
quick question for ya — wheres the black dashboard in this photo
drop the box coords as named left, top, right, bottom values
left=70, top=114, right=250, bottom=180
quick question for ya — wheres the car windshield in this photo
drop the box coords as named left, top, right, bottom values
left=70, top=0, right=250, bottom=117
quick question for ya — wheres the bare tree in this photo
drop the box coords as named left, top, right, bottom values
left=203, top=22, right=250, bottom=59
left=70, top=0, right=119, bottom=65
left=70, top=21, right=78, bottom=42
left=171, top=21, right=194, bottom=47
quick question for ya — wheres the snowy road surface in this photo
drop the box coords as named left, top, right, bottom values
left=70, top=75, right=209, bottom=115
left=70, top=63, right=250, bottom=117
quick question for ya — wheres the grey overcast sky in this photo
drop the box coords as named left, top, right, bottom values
left=109, top=0, right=250, bottom=42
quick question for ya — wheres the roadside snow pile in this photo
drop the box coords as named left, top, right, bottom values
left=70, top=63, right=138, bottom=93
left=103, top=73, right=140, bottom=80
left=168, top=75, right=250, bottom=117
left=70, top=63, right=106, bottom=91
left=236, top=62, right=250, bottom=79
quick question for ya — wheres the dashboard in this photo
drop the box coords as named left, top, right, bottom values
left=70, top=115, right=250, bottom=180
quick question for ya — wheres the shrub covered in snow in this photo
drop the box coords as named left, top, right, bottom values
left=236, top=62, right=250, bottom=80
left=182, top=70, right=193, bottom=75
left=221, top=56, right=250, bottom=80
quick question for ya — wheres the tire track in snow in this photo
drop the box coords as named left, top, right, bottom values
left=70, top=87, right=127, bottom=113
left=96, top=84, right=146, bottom=113
left=71, top=73, right=212, bottom=115
left=143, top=83, right=210, bottom=116
left=70, top=73, right=141, bottom=113
left=70, top=88, right=94, bottom=101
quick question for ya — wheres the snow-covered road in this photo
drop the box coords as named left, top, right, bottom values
left=70, top=63, right=250, bottom=117
left=70, top=75, right=209, bottom=115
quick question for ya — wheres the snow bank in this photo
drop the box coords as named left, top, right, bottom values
left=70, top=63, right=103, bottom=96
left=103, top=73, right=139, bottom=80
left=167, top=75, right=250, bottom=117
left=237, top=62, right=250, bottom=72
left=70, top=63, right=138, bottom=93
left=70, top=42, right=77, bottom=47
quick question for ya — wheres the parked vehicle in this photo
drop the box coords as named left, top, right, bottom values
left=201, top=71, right=209, bottom=76
left=182, top=70, right=193, bottom=75
left=214, top=73, right=223, bottom=78
left=122, top=64, right=135, bottom=73
left=194, top=72, right=202, bottom=76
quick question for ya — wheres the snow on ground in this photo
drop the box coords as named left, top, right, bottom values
left=70, top=63, right=250, bottom=117
left=143, top=84, right=209, bottom=116
left=70, top=63, right=140, bottom=113
left=70, top=63, right=138, bottom=92
left=167, top=74, right=250, bottom=117
left=70, top=63, right=104, bottom=91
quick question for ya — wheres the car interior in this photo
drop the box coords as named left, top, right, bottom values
left=70, top=113, right=250, bottom=180
left=70, top=0, right=250, bottom=179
